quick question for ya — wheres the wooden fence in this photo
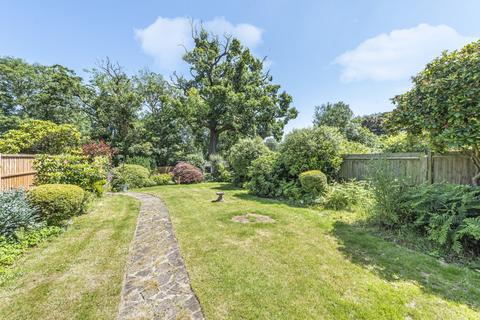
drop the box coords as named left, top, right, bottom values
left=339, top=152, right=477, bottom=185
left=0, top=154, right=37, bottom=191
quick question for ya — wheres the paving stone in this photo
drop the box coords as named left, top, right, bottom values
left=117, top=192, right=204, bottom=320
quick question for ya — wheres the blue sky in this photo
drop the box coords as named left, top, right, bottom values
left=1, top=0, right=480, bottom=131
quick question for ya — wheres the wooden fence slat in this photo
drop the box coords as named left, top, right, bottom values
left=339, top=152, right=477, bottom=185
left=0, top=154, right=36, bottom=191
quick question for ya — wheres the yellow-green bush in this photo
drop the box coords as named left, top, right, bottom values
left=299, top=170, right=328, bottom=197
left=111, top=164, right=154, bottom=191
left=28, top=184, right=85, bottom=226
left=151, top=173, right=173, bottom=185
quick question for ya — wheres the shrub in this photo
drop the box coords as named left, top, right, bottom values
left=245, top=153, right=282, bottom=198
left=28, top=184, right=86, bottom=225
left=151, top=173, right=173, bottom=185
left=111, top=164, right=153, bottom=191
left=209, top=154, right=232, bottom=182
left=34, top=154, right=108, bottom=196
left=399, top=183, right=480, bottom=255
left=299, top=170, right=328, bottom=198
left=82, top=140, right=116, bottom=160
left=368, top=157, right=409, bottom=227
left=0, top=190, right=39, bottom=239
left=0, top=119, right=81, bottom=154
left=323, top=181, right=373, bottom=211
left=278, top=126, right=344, bottom=178
left=172, top=162, right=204, bottom=184
left=125, top=156, right=155, bottom=170
left=228, top=137, right=270, bottom=184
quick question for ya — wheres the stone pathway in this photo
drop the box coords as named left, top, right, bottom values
left=117, top=192, right=204, bottom=320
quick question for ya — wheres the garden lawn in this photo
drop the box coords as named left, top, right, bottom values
left=0, top=195, right=139, bottom=320
left=143, top=182, right=480, bottom=320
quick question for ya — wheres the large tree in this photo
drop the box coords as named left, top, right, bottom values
left=390, top=40, right=480, bottom=184
left=135, top=70, right=200, bottom=165
left=176, top=28, right=297, bottom=156
left=313, top=101, right=353, bottom=128
left=84, top=59, right=142, bottom=157
left=0, top=57, right=87, bottom=124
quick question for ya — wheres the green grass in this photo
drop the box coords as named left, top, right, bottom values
left=0, top=195, right=139, bottom=320
left=142, top=182, right=480, bottom=320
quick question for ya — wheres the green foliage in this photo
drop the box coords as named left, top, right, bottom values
left=125, top=155, right=155, bottom=170
left=323, top=181, right=373, bottom=211
left=181, top=153, right=206, bottom=171
left=111, top=164, right=153, bottom=191
left=369, top=158, right=409, bottom=227
left=34, top=154, right=108, bottom=195
left=28, top=184, right=86, bottom=226
left=0, top=190, right=39, bottom=240
left=178, top=28, right=297, bottom=155
left=340, top=139, right=375, bottom=154
left=279, top=126, right=344, bottom=178
left=390, top=40, right=480, bottom=182
left=245, top=153, right=282, bottom=198
left=151, top=173, right=173, bottom=185
left=0, top=119, right=81, bottom=154
left=228, top=137, right=270, bottom=184
left=0, top=226, right=62, bottom=269
left=264, top=137, right=279, bottom=151
left=299, top=170, right=328, bottom=198
left=0, top=57, right=88, bottom=124
left=354, top=112, right=390, bottom=136
left=208, top=154, right=232, bottom=182
left=381, top=132, right=430, bottom=153
left=313, top=102, right=353, bottom=128
left=397, top=183, right=480, bottom=255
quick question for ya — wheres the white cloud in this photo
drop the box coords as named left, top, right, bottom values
left=335, top=23, right=476, bottom=82
left=135, top=17, right=263, bottom=71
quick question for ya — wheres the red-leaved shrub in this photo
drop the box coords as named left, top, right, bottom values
left=172, top=162, right=204, bottom=184
left=82, top=140, right=116, bottom=160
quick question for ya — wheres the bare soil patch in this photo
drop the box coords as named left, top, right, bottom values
left=231, top=213, right=275, bottom=224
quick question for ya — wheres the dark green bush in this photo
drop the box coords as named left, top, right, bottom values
left=278, top=126, right=344, bottom=178
left=34, top=154, right=108, bottom=196
left=399, top=183, right=480, bottom=255
left=0, top=189, right=39, bottom=239
left=151, top=173, right=173, bottom=185
left=245, top=153, right=282, bottom=198
left=111, top=164, right=154, bottom=191
left=180, top=153, right=206, bottom=171
left=228, top=137, right=270, bottom=184
left=299, top=170, right=328, bottom=198
left=28, top=184, right=86, bottom=225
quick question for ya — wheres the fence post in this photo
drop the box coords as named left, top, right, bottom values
left=426, top=151, right=433, bottom=184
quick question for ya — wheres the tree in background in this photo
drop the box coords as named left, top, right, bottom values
left=135, top=70, right=200, bottom=165
left=84, top=59, right=142, bottom=158
left=176, top=28, right=297, bottom=156
left=313, top=101, right=353, bottom=129
left=390, top=40, right=480, bottom=184
left=354, top=112, right=390, bottom=136
left=0, top=57, right=88, bottom=126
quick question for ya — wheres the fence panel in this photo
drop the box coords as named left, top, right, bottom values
left=431, top=152, right=476, bottom=185
left=339, top=153, right=428, bottom=184
left=0, top=154, right=37, bottom=191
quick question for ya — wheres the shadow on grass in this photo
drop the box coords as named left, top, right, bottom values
left=210, top=183, right=242, bottom=191
left=332, top=220, right=480, bottom=310
left=232, top=192, right=308, bottom=208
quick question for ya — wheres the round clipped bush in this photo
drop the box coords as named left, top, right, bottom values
left=111, top=164, right=153, bottom=191
left=28, top=184, right=85, bottom=225
left=151, top=173, right=173, bottom=185
left=299, top=170, right=328, bottom=197
left=279, top=126, right=343, bottom=178
left=172, top=162, right=204, bottom=184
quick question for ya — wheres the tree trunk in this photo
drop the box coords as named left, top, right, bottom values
left=470, top=146, right=480, bottom=186
left=208, top=128, right=218, bottom=157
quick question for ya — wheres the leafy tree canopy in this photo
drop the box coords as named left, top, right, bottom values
left=313, top=101, right=353, bottom=128
left=390, top=40, right=480, bottom=183
left=177, top=28, right=297, bottom=155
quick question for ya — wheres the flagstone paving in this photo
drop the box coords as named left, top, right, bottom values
left=117, top=192, right=203, bottom=320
